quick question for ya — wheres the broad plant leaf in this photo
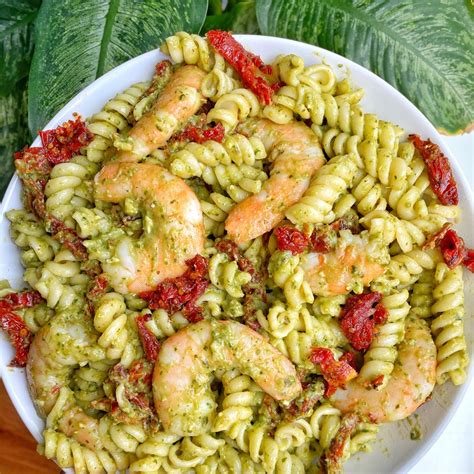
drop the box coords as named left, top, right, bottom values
left=0, top=0, right=41, bottom=96
left=203, top=1, right=259, bottom=34
left=257, top=0, right=474, bottom=134
left=0, top=79, right=30, bottom=197
left=28, top=0, right=208, bottom=135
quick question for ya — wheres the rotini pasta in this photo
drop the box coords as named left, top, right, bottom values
left=86, top=82, right=149, bottom=163
left=2, top=31, right=470, bottom=474
left=285, top=154, right=358, bottom=225
left=431, top=263, right=468, bottom=385
left=358, top=289, right=411, bottom=388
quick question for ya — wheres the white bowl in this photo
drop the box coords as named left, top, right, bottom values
left=0, top=35, right=472, bottom=473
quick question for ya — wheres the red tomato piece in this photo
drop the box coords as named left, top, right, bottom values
left=339, top=292, right=388, bottom=351
left=409, top=134, right=458, bottom=205
left=139, top=255, right=208, bottom=322
left=87, top=275, right=109, bottom=302
left=0, top=310, right=33, bottom=367
left=206, top=30, right=275, bottom=104
left=155, top=59, right=172, bottom=76
left=464, top=249, right=474, bottom=272
left=0, top=290, right=42, bottom=310
left=39, top=115, right=93, bottom=164
left=310, top=348, right=357, bottom=397
left=284, top=380, right=324, bottom=420
left=439, top=229, right=466, bottom=269
left=47, top=216, right=88, bottom=260
left=179, top=122, right=225, bottom=144
left=135, top=314, right=161, bottom=362
left=309, top=228, right=334, bottom=253
left=274, top=226, right=309, bottom=255
left=321, top=413, right=359, bottom=473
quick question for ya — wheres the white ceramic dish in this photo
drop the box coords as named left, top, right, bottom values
left=0, top=35, right=472, bottom=473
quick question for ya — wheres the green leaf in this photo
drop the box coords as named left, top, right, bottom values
left=257, top=0, right=474, bottom=135
left=0, top=0, right=41, bottom=96
left=0, top=78, right=30, bottom=197
left=28, top=0, right=208, bottom=135
left=203, top=1, right=259, bottom=34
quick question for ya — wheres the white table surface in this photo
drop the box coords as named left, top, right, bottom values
left=410, top=133, right=474, bottom=474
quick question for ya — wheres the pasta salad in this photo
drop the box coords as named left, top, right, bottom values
left=0, top=30, right=472, bottom=474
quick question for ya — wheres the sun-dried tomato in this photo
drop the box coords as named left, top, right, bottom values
left=422, top=222, right=452, bottom=250
left=310, top=228, right=335, bottom=253
left=14, top=146, right=51, bottom=176
left=271, top=81, right=285, bottom=93
left=48, top=216, right=88, bottom=260
left=439, top=228, right=466, bottom=269
left=39, top=115, right=93, bottom=164
left=0, top=290, right=43, bottom=367
left=331, top=212, right=361, bottom=234
left=139, top=255, right=209, bottom=322
left=155, top=59, right=172, bottom=77
left=0, top=309, right=33, bottom=367
left=87, top=275, right=109, bottom=301
left=409, top=134, right=458, bottom=206
left=284, top=380, right=324, bottom=421
left=206, top=30, right=275, bottom=105
left=128, top=359, right=153, bottom=387
left=310, top=348, right=357, bottom=397
left=215, top=239, right=243, bottom=265
left=320, top=413, right=359, bottom=473
left=0, top=290, right=42, bottom=310
left=274, top=226, right=309, bottom=255
left=339, top=292, right=388, bottom=351
left=464, top=249, right=474, bottom=272
left=178, top=122, right=225, bottom=144
left=339, top=351, right=358, bottom=371
left=215, top=239, right=267, bottom=330
left=136, top=314, right=161, bottom=362
left=437, top=228, right=474, bottom=273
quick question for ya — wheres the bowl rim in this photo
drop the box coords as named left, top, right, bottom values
left=0, top=33, right=472, bottom=473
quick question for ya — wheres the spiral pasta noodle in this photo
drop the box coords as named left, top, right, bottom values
left=212, top=369, right=263, bottom=433
left=410, top=271, right=435, bottom=319
left=86, top=82, right=149, bottom=163
left=285, top=153, right=359, bottom=225
left=268, top=251, right=314, bottom=309
left=269, top=306, right=346, bottom=366
left=208, top=252, right=252, bottom=298
left=41, top=428, right=130, bottom=474
left=72, top=359, right=115, bottom=416
left=170, top=133, right=266, bottom=177
left=358, top=289, right=411, bottom=388
left=207, top=88, right=261, bottom=132
left=380, top=248, right=438, bottom=288
left=431, top=263, right=468, bottom=385
left=264, top=85, right=356, bottom=129
left=7, top=209, right=60, bottom=268
left=29, top=248, right=88, bottom=309
left=202, top=68, right=241, bottom=101
left=44, top=155, right=99, bottom=227
left=161, top=31, right=233, bottom=74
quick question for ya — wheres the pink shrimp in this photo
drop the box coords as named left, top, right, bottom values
left=225, top=118, right=325, bottom=244
left=116, top=65, right=206, bottom=162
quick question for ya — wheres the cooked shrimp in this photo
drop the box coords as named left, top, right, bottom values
left=26, top=307, right=106, bottom=450
left=95, top=162, right=204, bottom=294
left=116, top=65, right=206, bottom=162
left=330, top=317, right=436, bottom=423
left=153, top=319, right=302, bottom=436
left=225, top=118, right=325, bottom=244
left=301, top=232, right=385, bottom=296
